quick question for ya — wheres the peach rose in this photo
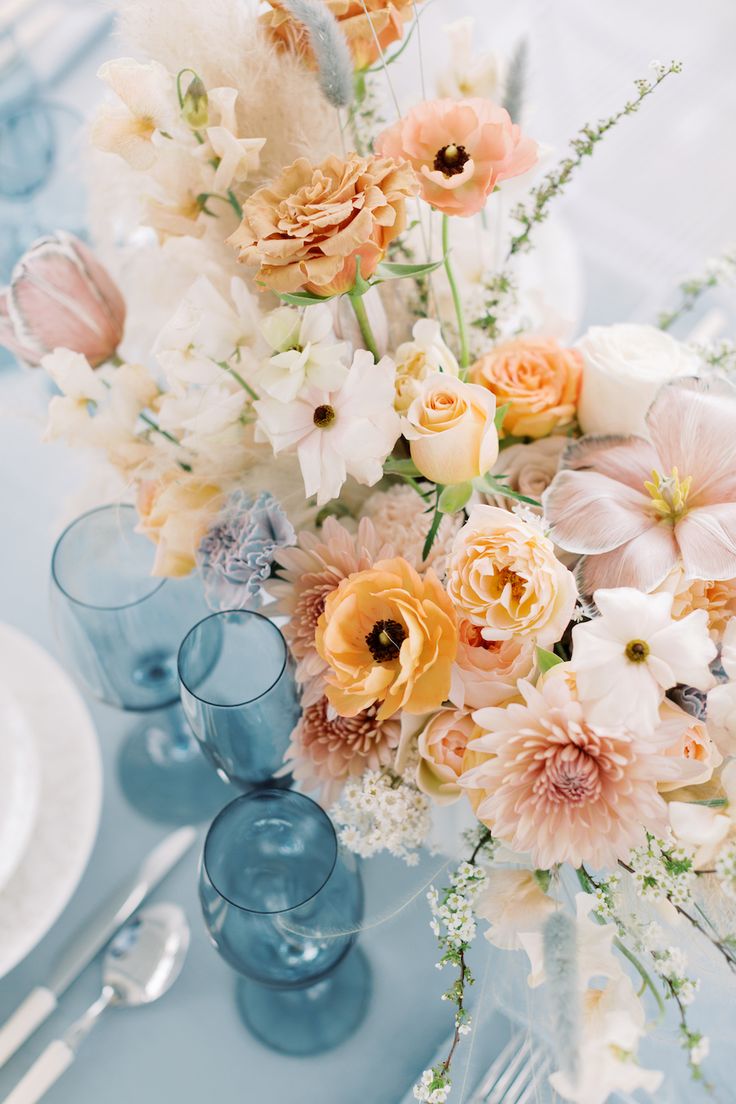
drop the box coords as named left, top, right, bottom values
left=449, top=620, right=535, bottom=709
left=136, top=473, right=222, bottom=578
left=376, top=97, right=537, bottom=217
left=415, top=708, right=478, bottom=803
left=402, top=373, right=498, bottom=485
left=460, top=744, right=494, bottom=826
left=261, top=0, right=419, bottom=70
left=228, top=153, right=418, bottom=296
left=446, top=504, right=577, bottom=644
left=656, top=567, right=736, bottom=642
left=658, top=700, right=722, bottom=793
left=315, top=556, right=458, bottom=720
left=471, top=337, right=582, bottom=438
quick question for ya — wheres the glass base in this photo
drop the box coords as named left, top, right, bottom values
left=236, top=946, right=371, bottom=1057
left=117, top=706, right=232, bottom=825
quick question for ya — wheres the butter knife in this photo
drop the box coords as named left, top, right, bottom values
left=0, top=826, right=196, bottom=1068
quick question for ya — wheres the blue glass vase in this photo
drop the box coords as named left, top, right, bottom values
left=178, top=610, right=300, bottom=788
left=199, top=790, right=371, bottom=1055
left=50, top=504, right=230, bottom=823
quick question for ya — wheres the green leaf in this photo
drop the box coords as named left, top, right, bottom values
left=373, top=258, right=444, bottom=282
left=438, top=482, right=472, bottom=514
left=383, top=457, right=423, bottom=477
left=533, top=869, right=552, bottom=892
left=536, top=646, right=563, bottom=674
left=478, top=474, right=541, bottom=508
left=275, top=289, right=334, bottom=307
left=688, top=798, right=728, bottom=808
left=494, top=402, right=510, bottom=431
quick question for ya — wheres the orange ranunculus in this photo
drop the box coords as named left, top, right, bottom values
left=136, top=472, right=222, bottom=578
left=228, top=152, right=418, bottom=297
left=315, top=556, right=458, bottom=720
left=471, top=336, right=583, bottom=438
left=376, top=97, right=537, bottom=218
left=261, top=0, right=420, bottom=71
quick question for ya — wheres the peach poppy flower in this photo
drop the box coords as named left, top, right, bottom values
left=471, top=336, right=582, bottom=438
left=376, top=97, right=537, bottom=217
left=315, top=556, right=458, bottom=719
left=261, top=0, right=419, bottom=70
left=543, top=376, right=736, bottom=593
left=228, top=152, right=418, bottom=296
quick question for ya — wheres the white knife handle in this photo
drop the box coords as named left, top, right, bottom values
left=3, top=1040, right=74, bottom=1104
left=0, top=990, right=57, bottom=1070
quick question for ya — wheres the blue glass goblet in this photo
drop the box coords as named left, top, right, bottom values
left=50, top=504, right=230, bottom=823
left=199, top=789, right=370, bottom=1055
left=178, top=610, right=300, bottom=789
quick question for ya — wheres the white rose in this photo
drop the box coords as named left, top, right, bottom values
left=576, top=323, right=697, bottom=438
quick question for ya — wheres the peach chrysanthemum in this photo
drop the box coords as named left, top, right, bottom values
left=284, top=696, right=400, bottom=806
left=461, top=665, right=672, bottom=868
left=362, top=484, right=462, bottom=579
left=268, top=516, right=392, bottom=704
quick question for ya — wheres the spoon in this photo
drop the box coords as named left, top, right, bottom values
left=3, top=903, right=190, bottom=1104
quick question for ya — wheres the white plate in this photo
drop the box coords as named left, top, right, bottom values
left=0, top=624, right=102, bottom=979
left=0, top=683, right=40, bottom=892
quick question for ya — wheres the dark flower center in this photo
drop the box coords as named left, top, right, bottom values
left=313, top=403, right=336, bottom=428
left=625, top=639, right=650, bottom=663
left=365, top=618, right=407, bottom=663
left=433, top=143, right=470, bottom=177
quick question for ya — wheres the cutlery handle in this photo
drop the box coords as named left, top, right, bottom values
left=0, top=990, right=57, bottom=1069
left=2, top=1040, right=73, bottom=1104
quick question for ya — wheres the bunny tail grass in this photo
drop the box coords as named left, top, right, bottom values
left=542, top=909, right=580, bottom=1082
left=282, top=0, right=354, bottom=108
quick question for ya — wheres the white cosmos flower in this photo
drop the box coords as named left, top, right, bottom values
left=91, top=58, right=176, bottom=170
left=549, top=971, right=663, bottom=1104
left=571, top=588, right=716, bottom=734
left=255, top=350, right=400, bottom=506
left=258, top=305, right=349, bottom=403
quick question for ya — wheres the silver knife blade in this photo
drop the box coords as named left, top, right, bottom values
left=47, top=825, right=197, bottom=997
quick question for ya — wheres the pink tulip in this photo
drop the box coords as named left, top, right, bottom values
left=543, top=376, right=736, bottom=593
left=0, top=232, right=126, bottom=368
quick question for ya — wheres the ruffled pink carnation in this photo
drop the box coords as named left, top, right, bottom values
left=376, top=98, right=537, bottom=217
left=362, top=484, right=461, bottom=578
left=461, top=666, right=675, bottom=868
left=285, top=696, right=401, bottom=806
left=268, top=516, right=392, bottom=703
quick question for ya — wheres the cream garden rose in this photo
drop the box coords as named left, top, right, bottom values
left=446, top=505, right=577, bottom=644
left=576, top=323, right=697, bottom=438
left=402, top=373, right=498, bottom=485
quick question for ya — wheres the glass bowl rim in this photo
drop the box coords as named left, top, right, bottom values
left=201, top=789, right=339, bottom=915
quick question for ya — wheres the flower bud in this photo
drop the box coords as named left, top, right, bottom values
left=181, top=73, right=208, bottom=129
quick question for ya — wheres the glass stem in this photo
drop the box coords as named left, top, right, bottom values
left=348, top=292, right=379, bottom=360
left=442, top=213, right=469, bottom=375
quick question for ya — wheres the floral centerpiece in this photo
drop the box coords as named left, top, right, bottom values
left=4, top=1, right=736, bottom=1100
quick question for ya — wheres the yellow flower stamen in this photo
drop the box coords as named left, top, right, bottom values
left=643, top=466, right=692, bottom=523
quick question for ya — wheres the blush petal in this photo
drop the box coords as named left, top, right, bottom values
left=575, top=525, right=679, bottom=594
left=676, top=503, right=736, bottom=581
left=543, top=469, right=652, bottom=555
left=561, top=433, right=658, bottom=491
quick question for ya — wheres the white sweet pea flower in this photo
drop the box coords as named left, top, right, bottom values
left=436, top=19, right=505, bottom=101
left=259, top=305, right=349, bottom=403
left=549, top=971, right=663, bottom=1104
left=474, top=868, right=556, bottom=951
left=571, top=588, right=716, bottom=734
left=207, top=127, right=265, bottom=192
left=255, top=349, right=401, bottom=506
left=91, top=58, right=176, bottom=170
left=144, top=143, right=211, bottom=240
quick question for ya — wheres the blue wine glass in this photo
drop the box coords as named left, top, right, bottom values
left=199, top=789, right=371, bottom=1055
left=50, top=503, right=230, bottom=823
left=178, top=610, right=300, bottom=788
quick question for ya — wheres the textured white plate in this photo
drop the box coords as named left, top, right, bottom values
left=0, top=683, right=39, bottom=893
left=0, top=624, right=102, bottom=979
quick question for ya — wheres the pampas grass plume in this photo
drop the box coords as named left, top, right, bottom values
left=281, top=0, right=354, bottom=108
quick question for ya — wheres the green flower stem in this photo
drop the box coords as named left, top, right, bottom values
left=217, top=361, right=259, bottom=401
left=441, top=214, right=469, bottom=375
left=348, top=292, right=379, bottom=360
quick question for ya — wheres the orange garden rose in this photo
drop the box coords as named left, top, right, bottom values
left=261, top=0, right=420, bottom=70
left=315, top=556, right=458, bottom=720
left=376, top=97, right=537, bottom=217
left=136, top=473, right=222, bottom=578
left=471, top=336, right=583, bottom=438
left=228, top=153, right=418, bottom=296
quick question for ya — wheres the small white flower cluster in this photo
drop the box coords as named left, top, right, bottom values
left=413, top=1066, right=450, bottom=1104
left=591, top=872, right=622, bottom=921
left=629, top=834, right=696, bottom=906
left=715, top=842, right=736, bottom=900
left=333, top=767, right=432, bottom=865
left=428, top=863, right=487, bottom=950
